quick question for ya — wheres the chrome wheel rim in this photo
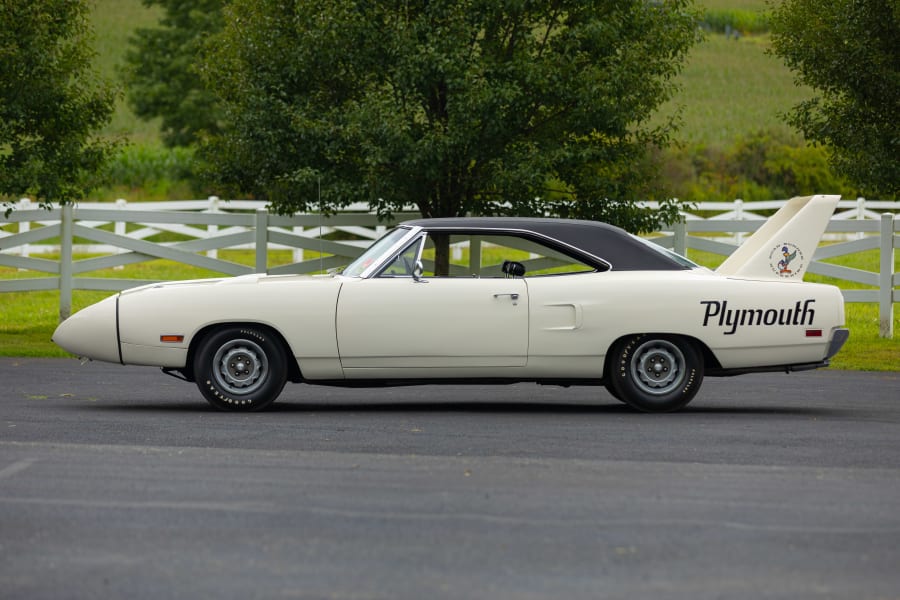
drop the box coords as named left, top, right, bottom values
left=630, top=339, right=685, bottom=396
left=212, top=338, right=268, bottom=396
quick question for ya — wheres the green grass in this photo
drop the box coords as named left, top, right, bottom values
left=656, top=34, right=811, bottom=146
left=700, top=0, right=768, bottom=11
left=89, top=0, right=163, bottom=144
left=647, top=0, right=811, bottom=147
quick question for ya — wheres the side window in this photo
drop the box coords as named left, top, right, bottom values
left=417, top=233, right=595, bottom=278
left=419, top=234, right=472, bottom=277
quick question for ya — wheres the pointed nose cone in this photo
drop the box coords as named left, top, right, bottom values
left=52, top=294, right=121, bottom=363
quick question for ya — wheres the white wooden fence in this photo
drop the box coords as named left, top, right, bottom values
left=1, top=197, right=897, bottom=337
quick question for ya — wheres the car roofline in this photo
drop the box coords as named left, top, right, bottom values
left=399, top=217, right=687, bottom=272
left=402, top=223, right=613, bottom=273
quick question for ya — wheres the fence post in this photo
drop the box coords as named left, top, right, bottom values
left=255, top=208, right=268, bottom=273
left=114, top=198, right=127, bottom=270
left=59, top=203, right=74, bottom=322
left=293, top=218, right=305, bottom=264
left=673, top=220, right=687, bottom=257
left=879, top=213, right=895, bottom=339
left=857, top=197, right=866, bottom=240
left=18, top=198, right=31, bottom=262
left=734, top=198, right=744, bottom=245
left=207, top=196, right=219, bottom=259
left=469, top=236, right=482, bottom=276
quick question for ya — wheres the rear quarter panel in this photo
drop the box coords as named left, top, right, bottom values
left=526, top=270, right=844, bottom=375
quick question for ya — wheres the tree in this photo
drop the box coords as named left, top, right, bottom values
left=769, top=0, right=899, bottom=198
left=124, top=0, right=223, bottom=148
left=200, top=0, right=698, bottom=271
left=0, top=0, right=117, bottom=213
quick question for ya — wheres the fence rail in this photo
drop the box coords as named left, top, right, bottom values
left=2, top=197, right=897, bottom=338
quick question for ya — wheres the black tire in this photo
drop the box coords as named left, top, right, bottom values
left=608, top=334, right=703, bottom=413
left=605, top=383, right=625, bottom=403
left=193, top=326, right=288, bottom=412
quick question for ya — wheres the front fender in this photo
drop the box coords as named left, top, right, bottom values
left=116, top=276, right=343, bottom=371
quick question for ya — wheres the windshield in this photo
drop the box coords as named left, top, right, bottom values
left=341, top=227, right=412, bottom=277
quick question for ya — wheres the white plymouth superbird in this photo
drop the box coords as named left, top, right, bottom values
left=53, top=195, right=848, bottom=412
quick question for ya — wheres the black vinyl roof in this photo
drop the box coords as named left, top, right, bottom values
left=400, top=217, right=686, bottom=271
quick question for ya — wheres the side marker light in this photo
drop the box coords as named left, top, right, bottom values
left=160, top=335, right=185, bottom=343
left=805, top=329, right=823, bottom=338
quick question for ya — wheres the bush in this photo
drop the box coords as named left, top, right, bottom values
left=91, top=144, right=206, bottom=200
left=104, top=144, right=196, bottom=188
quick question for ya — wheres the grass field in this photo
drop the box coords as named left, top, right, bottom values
left=650, top=0, right=813, bottom=145
left=655, top=34, right=811, bottom=146
left=89, top=0, right=162, bottom=143
left=701, top=0, right=769, bottom=11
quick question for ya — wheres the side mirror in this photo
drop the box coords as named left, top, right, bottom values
left=501, top=260, right=526, bottom=278
left=412, top=260, right=428, bottom=283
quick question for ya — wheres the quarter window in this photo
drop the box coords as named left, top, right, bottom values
left=377, top=236, right=424, bottom=277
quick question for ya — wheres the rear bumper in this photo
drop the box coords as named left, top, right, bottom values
left=825, top=327, right=850, bottom=360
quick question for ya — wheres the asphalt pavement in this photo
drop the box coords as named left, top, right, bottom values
left=1, top=357, right=899, bottom=599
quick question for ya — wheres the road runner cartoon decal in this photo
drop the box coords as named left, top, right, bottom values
left=770, top=242, right=804, bottom=278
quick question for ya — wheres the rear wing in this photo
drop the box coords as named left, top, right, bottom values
left=715, top=194, right=840, bottom=281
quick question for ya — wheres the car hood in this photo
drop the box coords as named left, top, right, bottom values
left=119, top=273, right=336, bottom=296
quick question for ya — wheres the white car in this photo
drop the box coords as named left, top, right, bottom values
left=53, top=195, right=849, bottom=412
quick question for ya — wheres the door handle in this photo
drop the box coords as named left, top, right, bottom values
left=493, top=293, right=520, bottom=305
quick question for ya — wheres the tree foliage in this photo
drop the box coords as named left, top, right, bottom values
left=124, top=0, right=223, bottom=148
left=662, top=129, right=860, bottom=202
left=769, top=0, right=899, bottom=198
left=0, top=0, right=116, bottom=212
left=200, top=0, right=698, bottom=233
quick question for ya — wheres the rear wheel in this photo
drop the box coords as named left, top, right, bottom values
left=193, top=326, right=288, bottom=411
left=608, top=334, right=703, bottom=413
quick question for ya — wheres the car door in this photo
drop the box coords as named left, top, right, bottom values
left=335, top=276, right=528, bottom=371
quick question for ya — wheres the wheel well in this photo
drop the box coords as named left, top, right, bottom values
left=185, top=323, right=303, bottom=383
left=604, top=333, right=722, bottom=377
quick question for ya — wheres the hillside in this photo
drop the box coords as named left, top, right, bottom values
left=90, top=0, right=804, bottom=148
left=655, top=34, right=812, bottom=146
left=90, top=0, right=162, bottom=143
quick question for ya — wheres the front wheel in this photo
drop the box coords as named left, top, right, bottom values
left=607, top=334, right=703, bottom=413
left=193, top=326, right=288, bottom=411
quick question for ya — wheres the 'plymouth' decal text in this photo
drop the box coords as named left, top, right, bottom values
left=701, top=299, right=815, bottom=335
